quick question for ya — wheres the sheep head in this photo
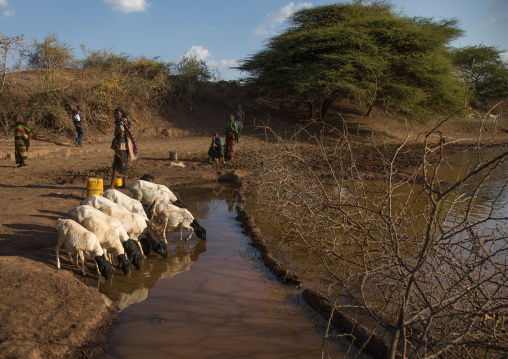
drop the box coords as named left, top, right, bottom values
left=122, top=239, right=143, bottom=269
left=94, top=255, right=112, bottom=280
left=191, top=219, right=206, bottom=240
left=117, top=254, right=131, bottom=275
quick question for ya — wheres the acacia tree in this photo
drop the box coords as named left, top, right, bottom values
left=450, top=45, right=508, bottom=108
left=238, top=2, right=464, bottom=121
left=172, top=55, right=212, bottom=107
left=25, top=32, right=74, bottom=69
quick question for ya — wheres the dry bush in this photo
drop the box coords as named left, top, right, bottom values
left=0, top=66, right=173, bottom=136
left=250, top=113, right=508, bottom=358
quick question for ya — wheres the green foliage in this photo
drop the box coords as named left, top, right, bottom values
left=172, top=55, right=213, bottom=106
left=80, top=46, right=173, bottom=79
left=25, top=32, right=74, bottom=69
left=450, top=45, right=508, bottom=107
left=80, top=46, right=173, bottom=110
left=79, top=46, right=130, bottom=72
left=239, top=2, right=465, bottom=121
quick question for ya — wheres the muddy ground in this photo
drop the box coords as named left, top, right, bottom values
left=0, top=113, right=506, bottom=359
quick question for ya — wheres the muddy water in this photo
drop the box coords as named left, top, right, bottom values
left=97, top=184, right=361, bottom=359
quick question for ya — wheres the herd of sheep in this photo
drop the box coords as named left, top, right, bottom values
left=55, top=180, right=207, bottom=280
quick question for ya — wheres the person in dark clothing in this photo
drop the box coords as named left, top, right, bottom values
left=234, top=104, right=245, bottom=135
left=208, top=132, right=225, bottom=163
left=72, top=106, right=84, bottom=147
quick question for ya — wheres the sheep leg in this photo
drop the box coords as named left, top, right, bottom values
left=94, top=262, right=101, bottom=278
left=134, top=240, right=145, bottom=257
left=55, top=236, right=65, bottom=269
left=78, top=251, right=87, bottom=276
left=162, top=222, right=168, bottom=245
left=67, top=251, right=79, bottom=267
left=185, top=227, right=194, bottom=241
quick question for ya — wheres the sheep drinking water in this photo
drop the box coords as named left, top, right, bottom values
left=55, top=218, right=112, bottom=279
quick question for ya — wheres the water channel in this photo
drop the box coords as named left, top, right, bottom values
left=97, top=184, right=365, bottom=359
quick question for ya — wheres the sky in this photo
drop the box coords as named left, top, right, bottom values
left=1, top=0, right=508, bottom=81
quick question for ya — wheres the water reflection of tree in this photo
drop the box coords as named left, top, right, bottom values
left=182, top=185, right=235, bottom=219
left=99, top=240, right=207, bottom=310
left=250, top=111, right=508, bottom=358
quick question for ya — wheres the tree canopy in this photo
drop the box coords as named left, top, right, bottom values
left=25, top=32, right=74, bottom=69
left=450, top=45, right=508, bottom=108
left=238, top=2, right=465, bottom=121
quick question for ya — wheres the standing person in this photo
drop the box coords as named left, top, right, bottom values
left=13, top=114, right=32, bottom=168
left=109, top=107, right=139, bottom=189
left=234, top=104, right=245, bottom=135
left=224, top=115, right=239, bottom=162
left=72, top=105, right=84, bottom=147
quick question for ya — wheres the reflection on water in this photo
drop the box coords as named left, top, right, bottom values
left=99, top=241, right=207, bottom=310
left=98, top=184, right=364, bottom=359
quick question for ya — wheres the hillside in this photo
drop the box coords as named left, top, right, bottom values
left=3, top=68, right=506, bottom=147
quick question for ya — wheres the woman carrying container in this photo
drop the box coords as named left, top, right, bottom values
left=109, top=107, right=139, bottom=189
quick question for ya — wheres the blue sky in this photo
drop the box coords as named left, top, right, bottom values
left=1, top=0, right=507, bottom=80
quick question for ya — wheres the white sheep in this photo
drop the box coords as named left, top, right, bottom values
left=80, top=194, right=121, bottom=211
left=80, top=216, right=132, bottom=274
left=98, top=204, right=149, bottom=242
left=68, top=205, right=143, bottom=269
left=55, top=218, right=112, bottom=279
left=150, top=201, right=206, bottom=244
left=69, top=205, right=128, bottom=242
left=127, top=180, right=178, bottom=206
left=102, top=189, right=148, bottom=219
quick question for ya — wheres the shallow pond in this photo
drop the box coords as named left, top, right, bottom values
left=97, top=184, right=364, bottom=359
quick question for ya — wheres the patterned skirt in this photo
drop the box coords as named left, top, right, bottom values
left=225, top=133, right=235, bottom=160
left=15, top=139, right=29, bottom=165
left=113, top=150, right=129, bottom=176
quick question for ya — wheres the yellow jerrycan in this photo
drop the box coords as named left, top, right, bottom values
left=86, top=178, right=103, bottom=197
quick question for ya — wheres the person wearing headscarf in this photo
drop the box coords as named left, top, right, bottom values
left=224, top=115, right=239, bottom=161
left=13, top=114, right=32, bottom=167
left=208, top=132, right=225, bottom=163
left=109, top=107, right=139, bottom=189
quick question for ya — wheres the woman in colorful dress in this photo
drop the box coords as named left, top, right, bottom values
left=224, top=115, right=239, bottom=161
left=13, top=114, right=32, bottom=168
left=109, top=107, right=138, bottom=189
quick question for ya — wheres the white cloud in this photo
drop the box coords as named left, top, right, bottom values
left=0, top=0, right=8, bottom=8
left=180, top=46, right=241, bottom=80
left=252, top=2, right=313, bottom=37
left=209, top=59, right=239, bottom=68
left=182, top=45, right=212, bottom=61
left=485, top=16, right=508, bottom=26
left=4, top=10, right=14, bottom=17
left=102, top=0, right=150, bottom=13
